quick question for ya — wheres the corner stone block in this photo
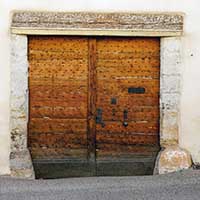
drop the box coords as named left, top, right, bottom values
left=10, top=150, right=35, bottom=179
left=160, top=110, right=179, bottom=146
left=158, top=146, right=192, bottom=174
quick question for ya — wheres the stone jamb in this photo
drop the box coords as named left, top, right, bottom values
left=160, top=37, right=182, bottom=146
left=9, top=11, right=191, bottom=178
left=10, top=34, right=35, bottom=178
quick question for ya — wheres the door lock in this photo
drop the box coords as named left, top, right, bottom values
left=123, top=109, right=128, bottom=127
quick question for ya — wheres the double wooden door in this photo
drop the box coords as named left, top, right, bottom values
left=28, top=36, right=160, bottom=178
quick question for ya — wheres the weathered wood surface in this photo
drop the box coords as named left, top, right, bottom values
left=87, top=39, right=97, bottom=160
left=28, top=36, right=89, bottom=160
left=95, top=37, right=160, bottom=159
left=11, top=11, right=184, bottom=36
left=28, top=36, right=160, bottom=167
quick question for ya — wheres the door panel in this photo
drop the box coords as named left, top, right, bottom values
left=95, top=37, right=160, bottom=175
left=28, top=36, right=160, bottom=178
left=28, top=36, right=89, bottom=161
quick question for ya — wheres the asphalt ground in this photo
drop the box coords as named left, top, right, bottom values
left=0, top=169, right=200, bottom=200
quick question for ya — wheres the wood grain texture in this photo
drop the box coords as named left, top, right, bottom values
left=87, top=38, right=97, bottom=161
left=96, top=144, right=159, bottom=160
left=28, top=36, right=160, bottom=165
left=28, top=36, right=89, bottom=160
left=95, top=37, right=160, bottom=159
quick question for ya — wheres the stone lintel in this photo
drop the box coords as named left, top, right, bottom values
left=11, top=11, right=184, bottom=36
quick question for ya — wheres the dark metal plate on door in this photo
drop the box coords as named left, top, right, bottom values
left=128, top=87, right=145, bottom=94
left=111, top=98, right=117, bottom=105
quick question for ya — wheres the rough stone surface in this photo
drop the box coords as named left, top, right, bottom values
left=10, top=34, right=35, bottom=179
left=11, top=11, right=183, bottom=36
left=160, top=37, right=182, bottom=146
left=158, top=146, right=192, bottom=174
left=161, top=75, right=180, bottom=93
left=10, top=34, right=28, bottom=151
left=10, top=150, right=35, bottom=179
left=160, top=111, right=179, bottom=145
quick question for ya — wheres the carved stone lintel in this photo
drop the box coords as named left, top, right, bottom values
left=11, top=11, right=184, bottom=36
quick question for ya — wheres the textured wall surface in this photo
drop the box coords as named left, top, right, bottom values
left=160, top=37, right=182, bottom=146
left=11, top=11, right=183, bottom=36
left=10, top=35, right=28, bottom=152
left=158, top=146, right=192, bottom=174
left=10, top=35, right=35, bottom=178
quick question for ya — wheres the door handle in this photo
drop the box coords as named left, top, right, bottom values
left=96, top=108, right=105, bottom=127
left=123, top=109, right=128, bottom=127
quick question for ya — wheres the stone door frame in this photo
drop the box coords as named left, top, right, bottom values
left=10, top=11, right=187, bottom=178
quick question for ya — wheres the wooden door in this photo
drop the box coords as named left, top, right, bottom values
left=95, top=37, right=160, bottom=175
left=28, top=36, right=93, bottom=177
left=28, top=36, right=160, bottom=178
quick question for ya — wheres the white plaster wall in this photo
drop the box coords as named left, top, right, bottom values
left=0, top=0, right=200, bottom=174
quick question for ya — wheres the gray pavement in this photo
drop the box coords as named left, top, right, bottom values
left=1, top=169, right=200, bottom=200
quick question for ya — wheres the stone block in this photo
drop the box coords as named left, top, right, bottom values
left=161, top=75, right=180, bottom=93
left=161, top=37, right=182, bottom=75
left=11, top=11, right=184, bottom=36
left=158, top=146, right=192, bottom=174
left=10, top=150, right=35, bottom=179
left=160, top=111, right=179, bottom=145
left=10, top=34, right=29, bottom=157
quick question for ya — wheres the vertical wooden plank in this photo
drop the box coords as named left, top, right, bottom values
left=87, top=38, right=97, bottom=162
